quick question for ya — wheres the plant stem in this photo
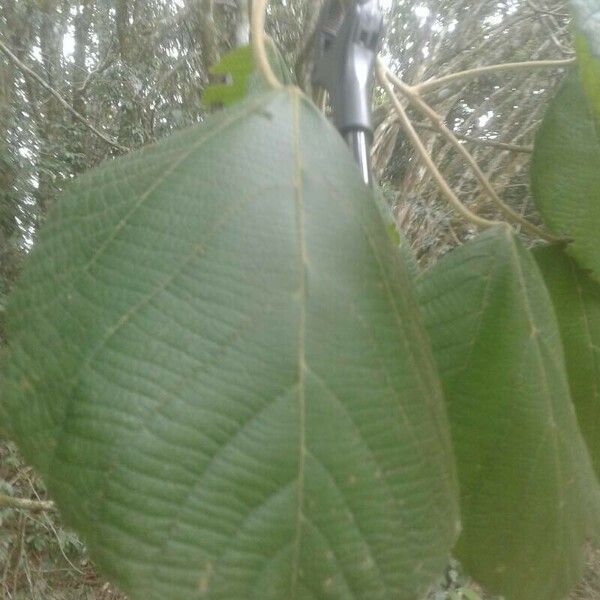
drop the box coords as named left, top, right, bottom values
left=250, top=0, right=282, bottom=89
left=376, top=59, right=501, bottom=231
left=413, top=122, right=533, bottom=153
left=386, top=68, right=559, bottom=241
left=414, top=58, right=575, bottom=94
left=0, top=493, right=54, bottom=513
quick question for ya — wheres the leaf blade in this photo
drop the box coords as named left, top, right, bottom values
left=533, top=243, right=600, bottom=479
left=531, top=71, right=600, bottom=281
left=417, top=226, right=600, bottom=600
left=1, top=89, right=458, bottom=600
left=570, top=1, right=600, bottom=121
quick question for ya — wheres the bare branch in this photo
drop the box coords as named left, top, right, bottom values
left=414, top=58, right=575, bottom=94
left=0, top=493, right=54, bottom=513
left=376, top=59, right=501, bottom=231
left=78, top=48, right=115, bottom=94
left=0, top=38, right=128, bottom=152
left=413, top=122, right=534, bottom=154
left=386, top=68, right=559, bottom=241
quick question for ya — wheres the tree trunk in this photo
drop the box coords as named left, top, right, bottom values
left=198, top=0, right=220, bottom=67
left=115, top=0, right=141, bottom=145
left=36, top=0, right=66, bottom=215
left=234, top=0, right=250, bottom=47
left=71, top=0, right=91, bottom=172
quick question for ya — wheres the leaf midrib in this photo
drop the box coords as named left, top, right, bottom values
left=290, top=88, right=307, bottom=600
left=507, top=235, right=569, bottom=587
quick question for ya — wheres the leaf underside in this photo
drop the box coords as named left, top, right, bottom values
left=417, top=226, right=600, bottom=600
left=531, top=71, right=600, bottom=282
left=1, top=89, right=458, bottom=600
left=533, top=243, right=600, bottom=479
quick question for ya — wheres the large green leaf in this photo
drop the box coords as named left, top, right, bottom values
left=531, top=71, right=600, bottom=282
left=0, top=89, right=459, bottom=600
left=533, top=243, right=600, bottom=478
left=417, top=226, right=600, bottom=600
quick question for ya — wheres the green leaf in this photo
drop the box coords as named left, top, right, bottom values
left=202, top=44, right=292, bottom=108
left=375, top=188, right=419, bottom=280
left=531, top=71, right=600, bottom=282
left=533, top=243, right=600, bottom=478
left=202, top=46, right=255, bottom=107
left=575, top=34, right=600, bottom=123
left=460, top=589, right=482, bottom=600
left=570, top=1, right=600, bottom=121
left=1, top=89, right=459, bottom=600
left=398, top=237, right=420, bottom=281
left=417, top=225, right=600, bottom=600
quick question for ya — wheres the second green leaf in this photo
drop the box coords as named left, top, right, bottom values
left=418, top=225, right=600, bottom=600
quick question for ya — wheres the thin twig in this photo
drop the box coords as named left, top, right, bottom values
left=12, top=515, right=25, bottom=596
left=250, top=0, right=282, bottom=89
left=526, top=0, right=570, bottom=19
left=414, top=57, right=575, bottom=94
left=78, top=49, right=115, bottom=94
left=376, top=59, right=500, bottom=230
left=413, top=122, right=533, bottom=153
left=386, top=68, right=559, bottom=241
left=0, top=493, right=54, bottom=513
left=0, top=38, right=128, bottom=153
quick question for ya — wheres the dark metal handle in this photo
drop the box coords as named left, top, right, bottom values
left=312, top=0, right=384, bottom=186
left=345, top=130, right=372, bottom=185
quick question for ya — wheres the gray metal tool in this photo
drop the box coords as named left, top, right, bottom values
left=312, top=0, right=384, bottom=185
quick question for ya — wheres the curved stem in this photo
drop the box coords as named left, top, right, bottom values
left=376, top=59, right=501, bottom=231
left=251, top=0, right=283, bottom=89
left=414, top=58, right=575, bottom=94
left=386, top=68, right=560, bottom=242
